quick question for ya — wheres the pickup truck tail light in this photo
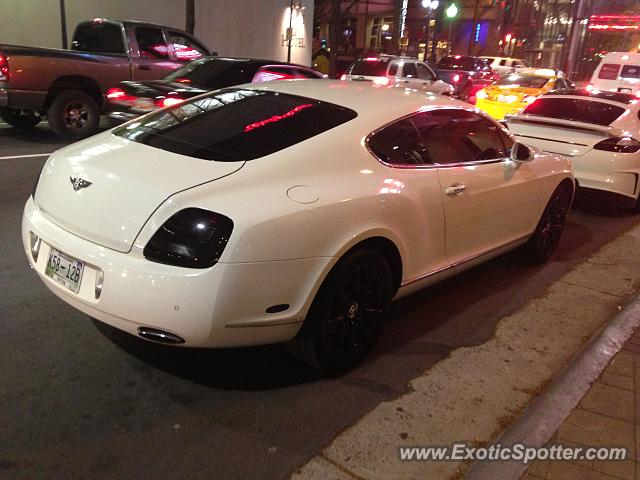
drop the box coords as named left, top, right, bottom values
left=0, top=54, right=10, bottom=82
left=594, top=136, right=640, bottom=153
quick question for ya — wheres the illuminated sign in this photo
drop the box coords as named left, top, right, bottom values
left=588, top=15, right=640, bottom=31
left=474, top=23, right=481, bottom=43
left=244, top=103, right=313, bottom=132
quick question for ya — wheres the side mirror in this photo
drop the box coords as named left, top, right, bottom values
left=510, top=142, right=534, bottom=162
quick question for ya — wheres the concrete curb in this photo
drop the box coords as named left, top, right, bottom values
left=465, top=291, right=640, bottom=479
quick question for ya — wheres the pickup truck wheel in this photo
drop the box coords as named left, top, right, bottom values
left=0, top=107, right=41, bottom=128
left=286, top=249, right=393, bottom=375
left=47, top=90, right=99, bottom=139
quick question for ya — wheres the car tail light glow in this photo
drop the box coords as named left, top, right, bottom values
left=340, top=74, right=347, bottom=81
left=144, top=208, right=234, bottom=268
left=158, top=97, right=184, bottom=108
left=586, top=83, right=594, bottom=92
left=594, top=136, right=640, bottom=153
left=364, top=57, right=378, bottom=62
left=453, top=74, right=460, bottom=83
left=476, top=89, right=488, bottom=99
left=174, top=78, right=192, bottom=83
left=0, top=53, right=10, bottom=82
left=106, top=87, right=133, bottom=102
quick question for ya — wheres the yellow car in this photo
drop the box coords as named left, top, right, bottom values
left=475, top=69, right=574, bottom=120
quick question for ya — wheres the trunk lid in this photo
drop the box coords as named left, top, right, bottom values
left=506, top=115, right=622, bottom=157
left=35, top=131, right=244, bottom=252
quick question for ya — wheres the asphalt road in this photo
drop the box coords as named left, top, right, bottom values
left=1, top=123, right=639, bottom=480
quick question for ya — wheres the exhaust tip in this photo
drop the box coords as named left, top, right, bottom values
left=138, top=327, right=185, bottom=344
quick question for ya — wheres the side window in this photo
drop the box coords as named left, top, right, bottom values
left=136, top=27, right=168, bottom=59
left=500, top=59, right=507, bottom=66
left=254, top=66, right=297, bottom=82
left=416, top=63, right=436, bottom=80
left=411, top=110, right=507, bottom=164
left=368, top=119, right=428, bottom=165
left=402, top=62, right=418, bottom=78
left=294, top=68, right=323, bottom=78
left=167, top=31, right=207, bottom=61
left=388, top=63, right=399, bottom=76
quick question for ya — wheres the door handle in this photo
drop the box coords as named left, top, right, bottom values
left=445, top=183, right=467, bottom=196
left=138, top=65, right=152, bottom=70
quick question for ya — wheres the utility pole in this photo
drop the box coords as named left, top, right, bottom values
left=566, top=0, right=586, bottom=78
left=186, top=0, right=195, bottom=35
left=287, top=0, right=294, bottom=62
left=59, top=0, right=68, bottom=49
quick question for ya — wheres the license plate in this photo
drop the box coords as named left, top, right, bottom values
left=133, top=98, right=154, bottom=110
left=619, top=88, right=632, bottom=93
left=45, top=248, right=85, bottom=294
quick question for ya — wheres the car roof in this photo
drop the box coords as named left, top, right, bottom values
left=194, top=56, right=313, bottom=69
left=242, top=79, right=468, bottom=125
left=543, top=90, right=638, bottom=105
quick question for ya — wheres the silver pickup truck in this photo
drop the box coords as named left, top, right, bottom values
left=0, top=18, right=212, bottom=138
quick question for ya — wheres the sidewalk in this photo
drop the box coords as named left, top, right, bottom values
left=523, top=329, right=640, bottom=480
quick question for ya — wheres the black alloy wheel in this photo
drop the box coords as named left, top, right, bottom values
left=287, top=249, right=394, bottom=375
left=521, top=185, right=571, bottom=263
left=47, top=90, right=100, bottom=139
left=0, top=107, right=41, bottom=128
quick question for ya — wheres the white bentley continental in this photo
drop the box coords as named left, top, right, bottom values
left=22, top=80, right=574, bottom=373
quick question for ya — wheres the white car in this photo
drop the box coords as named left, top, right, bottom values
left=480, top=56, right=529, bottom=77
left=506, top=90, right=640, bottom=208
left=342, top=55, right=454, bottom=95
left=22, top=80, right=573, bottom=373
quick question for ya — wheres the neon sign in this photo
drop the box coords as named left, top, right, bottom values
left=589, top=15, right=640, bottom=31
left=244, top=103, right=313, bottom=132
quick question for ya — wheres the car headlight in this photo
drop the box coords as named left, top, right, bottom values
left=143, top=208, right=234, bottom=268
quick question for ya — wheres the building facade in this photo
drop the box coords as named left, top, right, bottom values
left=0, top=0, right=314, bottom=66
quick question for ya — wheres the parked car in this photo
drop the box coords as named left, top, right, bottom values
left=588, top=52, right=640, bottom=96
left=23, top=80, right=573, bottom=374
left=506, top=90, right=640, bottom=208
left=342, top=55, right=454, bottom=96
left=0, top=18, right=211, bottom=138
left=476, top=68, right=574, bottom=120
left=107, top=57, right=326, bottom=121
left=436, top=55, right=499, bottom=102
left=480, top=56, right=529, bottom=77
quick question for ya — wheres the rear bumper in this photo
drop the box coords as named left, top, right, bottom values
left=22, top=197, right=333, bottom=348
left=572, top=154, right=640, bottom=201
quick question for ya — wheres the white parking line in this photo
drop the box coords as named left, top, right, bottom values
left=0, top=153, right=52, bottom=160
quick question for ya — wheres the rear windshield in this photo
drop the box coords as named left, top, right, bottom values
left=495, top=74, right=549, bottom=88
left=437, top=57, right=489, bottom=71
left=522, top=98, right=625, bottom=126
left=348, top=59, right=390, bottom=76
left=164, top=59, right=258, bottom=89
left=113, top=89, right=357, bottom=161
left=598, top=63, right=620, bottom=80
left=71, top=22, right=125, bottom=55
left=621, top=65, right=640, bottom=79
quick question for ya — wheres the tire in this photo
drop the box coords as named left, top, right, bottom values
left=0, top=107, right=41, bottom=128
left=520, top=185, right=571, bottom=264
left=287, top=249, right=394, bottom=375
left=461, top=82, right=473, bottom=103
left=46, top=90, right=100, bottom=139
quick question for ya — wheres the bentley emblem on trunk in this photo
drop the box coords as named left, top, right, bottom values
left=70, top=176, right=92, bottom=191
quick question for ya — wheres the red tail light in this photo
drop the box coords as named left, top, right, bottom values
left=107, top=87, right=132, bottom=102
left=453, top=74, right=460, bottom=83
left=157, top=97, right=183, bottom=108
left=594, top=136, right=640, bottom=153
left=585, top=83, right=594, bottom=92
left=0, top=53, right=10, bottom=82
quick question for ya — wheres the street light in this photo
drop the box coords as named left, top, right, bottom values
left=446, top=3, right=458, bottom=55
